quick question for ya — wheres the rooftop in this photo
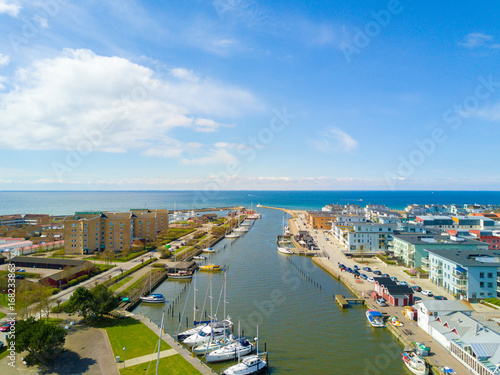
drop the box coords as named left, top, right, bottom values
left=427, top=248, right=500, bottom=267
left=393, top=234, right=485, bottom=246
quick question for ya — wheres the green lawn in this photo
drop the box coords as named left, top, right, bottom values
left=93, top=318, right=171, bottom=359
left=0, top=345, right=8, bottom=360
left=0, top=311, right=5, bottom=319
left=110, top=277, right=133, bottom=292
left=120, top=354, right=201, bottom=375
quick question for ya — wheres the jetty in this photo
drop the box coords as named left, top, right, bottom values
left=335, top=295, right=365, bottom=309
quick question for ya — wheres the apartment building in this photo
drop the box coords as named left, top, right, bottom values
left=332, top=222, right=395, bottom=253
left=64, top=209, right=169, bottom=255
left=428, top=248, right=500, bottom=301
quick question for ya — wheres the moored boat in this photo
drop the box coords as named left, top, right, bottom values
left=206, top=338, right=255, bottom=363
left=199, top=264, right=222, bottom=272
left=140, top=293, right=166, bottom=303
left=167, top=270, right=193, bottom=280
left=202, top=248, right=215, bottom=253
left=401, top=351, right=428, bottom=375
left=277, top=247, right=294, bottom=255
left=222, top=354, right=267, bottom=375
left=192, top=334, right=236, bottom=355
left=366, top=309, right=385, bottom=328
left=183, top=319, right=233, bottom=347
left=193, top=255, right=207, bottom=260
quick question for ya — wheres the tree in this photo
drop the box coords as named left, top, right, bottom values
left=16, top=317, right=67, bottom=366
left=91, top=284, right=119, bottom=317
left=65, top=287, right=94, bottom=318
left=102, top=249, right=115, bottom=265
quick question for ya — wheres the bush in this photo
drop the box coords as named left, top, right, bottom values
left=152, top=263, right=165, bottom=268
left=485, top=298, right=500, bottom=307
left=68, top=279, right=78, bottom=287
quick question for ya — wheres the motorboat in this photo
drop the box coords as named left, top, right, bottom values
left=366, top=309, right=385, bottom=328
left=234, top=226, right=249, bottom=232
left=277, top=247, right=294, bottom=255
left=193, top=255, right=207, bottom=260
left=202, top=248, right=215, bottom=253
left=225, top=232, right=241, bottom=238
left=199, top=264, right=222, bottom=272
left=222, top=354, right=267, bottom=375
left=167, top=270, right=193, bottom=280
left=240, top=221, right=253, bottom=227
left=206, top=338, right=255, bottom=363
left=140, top=293, right=166, bottom=303
left=183, top=319, right=233, bottom=347
left=401, top=351, right=428, bottom=375
left=192, top=334, right=236, bottom=355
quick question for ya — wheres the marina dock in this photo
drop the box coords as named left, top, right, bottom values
left=335, top=295, right=365, bottom=309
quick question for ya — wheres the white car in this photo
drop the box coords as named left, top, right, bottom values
left=398, top=281, right=409, bottom=286
left=421, top=290, right=433, bottom=297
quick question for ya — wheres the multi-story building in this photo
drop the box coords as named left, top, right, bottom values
left=305, top=211, right=338, bottom=229
left=64, top=209, right=168, bottom=255
left=392, top=234, right=489, bottom=269
left=332, top=222, right=395, bottom=253
left=447, top=229, right=500, bottom=250
left=428, top=248, right=500, bottom=301
left=0, top=214, right=49, bottom=226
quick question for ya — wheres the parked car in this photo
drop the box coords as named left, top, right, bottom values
left=360, top=273, right=367, bottom=280
left=362, top=267, right=372, bottom=272
left=421, top=290, right=433, bottom=297
left=411, top=285, right=422, bottom=292
left=373, top=270, right=382, bottom=275
left=14, top=275, right=24, bottom=279
left=338, top=263, right=345, bottom=269
left=398, top=281, right=409, bottom=286
left=353, top=265, right=359, bottom=271
left=353, top=271, right=360, bottom=277
left=17, top=269, right=26, bottom=272
left=382, top=273, right=390, bottom=278
left=0, top=321, right=16, bottom=332
left=345, top=267, right=353, bottom=273
left=434, top=296, right=448, bottom=300
left=390, top=276, right=398, bottom=282
left=376, top=298, right=387, bottom=306
left=367, top=277, right=374, bottom=283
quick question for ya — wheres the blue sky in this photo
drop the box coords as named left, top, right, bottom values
left=0, top=0, right=499, bottom=190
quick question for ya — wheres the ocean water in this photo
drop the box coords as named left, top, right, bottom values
left=1, top=190, right=500, bottom=215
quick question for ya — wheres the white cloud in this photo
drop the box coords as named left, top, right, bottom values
left=460, top=32, right=499, bottom=49
left=169, top=68, right=199, bottom=82
left=309, top=127, right=358, bottom=153
left=0, top=49, right=260, bottom=159
left=33, top=15, right=49, bottom=28
left=471, top=102, right=500, bottom=121
left=182, top=147, right=237, bottom=166
left=0, top=54, right=10, bottom=66
left=0, top=0, right=21, bottom=17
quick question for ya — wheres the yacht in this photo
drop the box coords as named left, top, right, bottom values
left=222, top=355, right=267, bottom=375
left=192, top=334, right=235, bottom=355
left=167, top=270, right=193, bottom=280
left=366, top=309, right=385, bottom=328
left=206, top=338, right=255, bottom=363
left=277, top=247, right=294, bottom=255
left=183, top=319, right=233, bottom=347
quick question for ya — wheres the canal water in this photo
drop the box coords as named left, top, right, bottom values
left=134, top=208, right=409, bottom=374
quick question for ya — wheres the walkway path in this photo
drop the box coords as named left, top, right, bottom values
left=119, top=348, right=177, bottom=369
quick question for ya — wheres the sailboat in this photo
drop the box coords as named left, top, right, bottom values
left=206, top=322, right=254, bottom=363
left=277, top=216, right=294, bottom=255
left=140, top=265, right=166, bottom=303
left=222, top=326, right=267, bottom=375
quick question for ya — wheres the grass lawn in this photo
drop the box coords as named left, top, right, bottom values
left=0, top=345, right=8, bottom=360
left=0, top=296, right=11, bottom=308
left=120, top=354, right=201, bottom=375
left=110, top=277, right=133, bottom=292
left=0, top=311, right=5, bottom=319
left=93, top=318, right=171, bottom=359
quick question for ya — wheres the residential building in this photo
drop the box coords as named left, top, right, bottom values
left=63, top=209, right=169, bottom=255
left=428, top=248, right=500, bottom=301
left=306, top=211, right=338, bottom=229
left=0, top=214, right=49, bottom=226
left=392, top=234, right=488, bottom=269
left=332, top=222, right=395, bottom=253
left=448, top=230, right=500, bottom=250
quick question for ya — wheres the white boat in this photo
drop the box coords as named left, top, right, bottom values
left=222, top=355, right=267, bottom=375
left=192, top=334, right=235, bottom=355
left=277, top=247, right=294, bottom=255
left=234, top=226, right=249, bottom=232
left=206, top=338, right=255, bottom=363
left=140, top=293, right=166, bottom=303
left=240, top=221, right=253, bottom=227
left=183, top=319, right=233, bottom=347
left=167, top=270, right=193, bottom=280
left=193, top=255, right=207, bottom=260
left=225, top=232, right=241, bottom=238
left=202, top=248, right=215, bottom=253
left=177, top=323, right=207, bottom=341
left=366, top=309, right=385, bottom=328
left=401, top=351, right=428, bottom=375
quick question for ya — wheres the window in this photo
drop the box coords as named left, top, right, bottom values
left=488, top=272, right=493, bottom=278
left=487, top=282, right=493, bottom=288
left=480, top=272, right=484, bottom=278
left=480, top=282, right=484, bottom=288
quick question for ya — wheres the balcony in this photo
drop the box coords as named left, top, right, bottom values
left=452, top=271, right=468, bottom=280
left=452, top=281, right=467, bottom=291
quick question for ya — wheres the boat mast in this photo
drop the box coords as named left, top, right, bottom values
left=156, top=310, right=165, bottom=375
left=223, top=271, right=227, bottom=319
left=193, top=273, right=197, bottom=322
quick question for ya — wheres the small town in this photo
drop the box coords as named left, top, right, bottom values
left=0, top=201, right=499, bottom=375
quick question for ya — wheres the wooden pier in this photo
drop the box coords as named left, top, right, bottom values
left=335, top=295, right=365, bottom=309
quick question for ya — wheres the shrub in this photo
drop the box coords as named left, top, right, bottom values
left=68, top=279, right=78, bottom=287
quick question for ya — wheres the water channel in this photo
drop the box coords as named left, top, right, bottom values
left=134, top=208, right=408, bottom=374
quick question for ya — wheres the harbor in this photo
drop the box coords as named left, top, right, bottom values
left=133, top=207, right=409, bottom=374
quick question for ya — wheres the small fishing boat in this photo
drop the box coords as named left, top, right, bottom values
left=277, top=247, right=294, bottom=255
left=167, top=270, right=193, bottom=280
left=199, top=264, right=222, bottom=272
left=140, top=293, right=166, bottom=303
left=222, top=355, right=267, bottom=375
left=193, top=255, right=207, bottom=260
left=401, top=351, right=428, bottom=375
left=366, top=309, right=385, bottom=328
left=206, top=338, right=255, bottom=363
left=192, top=334, right=236, bottom=355
left=202, top=248, right=215, bottom=253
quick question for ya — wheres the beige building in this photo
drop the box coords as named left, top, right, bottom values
left=64, top=209, right=168, bottom=255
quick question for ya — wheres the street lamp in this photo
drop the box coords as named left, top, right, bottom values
left=123, top=347, right=126, bottom=368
